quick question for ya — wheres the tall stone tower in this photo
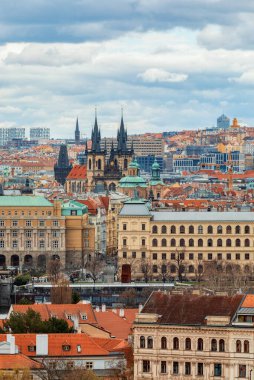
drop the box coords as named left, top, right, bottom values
left=75, top=118, right=80, bottom=144
left=54, top=144, right=72, bottom=186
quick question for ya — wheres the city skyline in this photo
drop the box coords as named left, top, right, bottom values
left=1, top=1, right=254, bottom=137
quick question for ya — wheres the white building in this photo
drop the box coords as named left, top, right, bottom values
left=30, top=128, right=50, bottom=140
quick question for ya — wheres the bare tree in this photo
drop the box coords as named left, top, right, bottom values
left=47, top=258, right=62, bottom=284
left=36, top=360, right=99, bottom=380
left=140, top=259, right=153, bottom=283
left=86, top=254, right=105, bottom=284
left=171, top=248, right=186, bottom=282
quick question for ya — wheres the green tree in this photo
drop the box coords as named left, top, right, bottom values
left=72, top=291, right=80, bottom=304
left=14, top=274, right=31, bottom=286
left=17, top=297, right=33, bottom=305
left=43, top=317, right=73, bottom=333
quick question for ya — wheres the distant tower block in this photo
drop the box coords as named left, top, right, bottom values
left=75, top=118, right=80, bottom=144
left=217, top=114, right=230, bottom=129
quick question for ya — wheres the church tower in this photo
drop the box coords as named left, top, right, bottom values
left=116, top=113, right=134, bottom=175
left=75, top=118, right=80, bottom=144
left=54, top=144, right=72, bottom=186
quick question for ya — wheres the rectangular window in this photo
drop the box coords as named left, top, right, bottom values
left=142, top=223, right=146, bottom=231
left=71, top=210, right=77, bottom=216
left=185, top=362, right=191, bottom=375
left=12, top=240, right=18, bottom=249
left=39, top=240, right=45, bottom=249
left=214, top=363, right=222, bottom=377
left=189, top=253, right=194, bottom=260
left=85, top=362, right=93, bottom=369
left=123, top=238, right=127, bottom=246
left=123, top=223, right=127, bottom=231
left=25, top=240, right=32, bottom=249
left=198, top=253, right=203, bottom=260
left=173, top=362, right=179, bottom=375
left=162, top=253, right=166, bottom=260
left=39, top=231, right=45, bottom=237
left=208, top=253, right=213, bottom=260
left=25, top=230, right=32, bottom=237
left=12, top=230, right=18, bottom=237
left=52, top=240, right=59, bottom=249
left=0, top=231, right=4, bottom=237
left=236, top=253, right=240, bottom=260
left=132, top=252, right=136, bottom=259
left=245, top=253, right=250, bottom=260
left=0, top=220, right=4, bottom=226
left=239, top=365, right=246, bottom=378
left=142, top=252, right=146, bottom=259
left=171, top=253, right=175, bottom=260
left=180, top=253, right=185, bottom=260
left=52, top=230, right=60, bottom=238
left=161, top=361, right=167, bottom=374
left=12, top=220, right=18, bottom=227
left=227, top=253, right=231, bottom=260
left=217, top=253, right=222, bottom=260
left=123, top=252, right=127, bottom=258
left=26, top=220, right=32, bottom=227
left=142, top=239, right=146, bottom=246
left=39, top=220, right=45, bottom=227
left=142, top=360, right=150, bottom=373
left=53, top=220, right=59, bottom=227
left=197, top=363, right=203, bottom=376
left=0, top=240, right=4, bottom=248
left=153, top=253, right=157, bottom=260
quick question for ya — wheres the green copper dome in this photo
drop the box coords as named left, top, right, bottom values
left=152, top=158, right=160, bottom=170
left=128, top=158, right=140, bottom=169
left=119, top=175, right=147, bottom=188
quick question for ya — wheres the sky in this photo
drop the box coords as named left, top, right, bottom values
left=0, top=0, right=254, bottom=138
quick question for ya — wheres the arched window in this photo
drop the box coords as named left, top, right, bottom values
left=197, top=338, right=203, bottom=351
left=217, top=239, right=222, bottom=247
left=171, top=226, right=176, bottom=234
left=226, top=239, right=231, bottom=247
left=189, top=265, right=194, bottom=273
left=236, top=340, right=241, bottom=353
left=180, top=225, right=185, bottom=234
left=152, top=265, right=158, bottom=273
left=185, top=338, right=191, bottom=350
left=245, top=226, right=250, bottom=234
left=152, top=226, right=158, bottom=234
left=207, top=225, right=213, bottom=234
left=198, top=264, right=203, bottom=274
left=170, top=265, right=176, bottom=273
left=171, top=239, right=176, bottom=247
left=198, top=225, right=203, bottom=234
left=198, top=239, right=203, bottom=247
left=217, top=225, right=223, bottom=234
left=97, top=159, right=101, bottom=170
left=219, top=339, right=225, bottom=352
left=161, top=225, right=167, bottom=234
left=189, top=225, right=194, bottom=234
left=235, top=225, right=241, bottom=234
left=152, top=239, right=158, bottom=247
left=226, top=225, right=232, bottom=234
left=124, top=158, right=128, bottom=170
left=245, top=239, right=250, bottom=247
left=189, top=239, right=194, bottom=247
left=173, top=337, right=179, bottom=350
left=208, top=238, right=213, bottom=247
left=161, top=337, right=167, bottom=350
left=244, top=340, right=249, bottom=353
left=147, top=336, right=153, bottom=349
left=236, top=239, right=241, bottom=247
left=211, top=339, right=217, bottom=352
left=180, top=238, right=185, bottom=247
left=140, top=336, right=145, bottom=348
left=161, top=264, right=167, bottom=274
left=161, top=238, right=167, bottom=247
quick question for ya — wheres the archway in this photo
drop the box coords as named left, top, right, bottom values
left=11, top=255, right=19, bottom=267
left=121, top=264, right=131, bottom=283
left=52, top=254, right=60, bottom=261
left=109, top=182, right=116, bottom=191
left=0, top=254, right=6, bottom=267
left=24, top=254, right=33, bottom=267
left=37, top=255, right=46, bottom=269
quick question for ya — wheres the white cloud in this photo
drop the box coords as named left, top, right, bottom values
left=229, top=70, right=254, bottom=85
left=138, top=68, right=188, bottom=83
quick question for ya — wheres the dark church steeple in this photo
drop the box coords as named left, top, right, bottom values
left=54, top=144, right=72, bottom=186
left=91, top=110, right=102, bottom=153
left=117, top=111, right=129, bottom=153
left=75, top=117, right=80, bottom=144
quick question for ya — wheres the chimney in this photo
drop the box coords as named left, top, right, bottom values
left=72, top=314, right=79, bottom=331
left=139, top=304, right=143, bottom=313
left=95, top=306, right=100, bottom=312
left=112, top=309, right=117, bottom=314
left=102, top=304, right=106, bottom=312
left=36, top=335, right=48, bottom=356
left=7, top=334, right=16, bottom=354
left=119, top=308, right=125, bottom=317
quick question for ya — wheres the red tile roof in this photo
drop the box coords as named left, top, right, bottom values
left=0, top=353, right=42, bottom=369
left=67, top=165, right=87, bottom=180
left=142, top=292, right=243, bottom=325
left=241, top=294, right=254, bottom=308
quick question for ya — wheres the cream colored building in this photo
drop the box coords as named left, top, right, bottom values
left=133, top=292, right=254, bottom=380
left=118, top=200, right=254, bottom=280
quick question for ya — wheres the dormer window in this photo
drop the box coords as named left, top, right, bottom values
left=67, top=314, right=72, bottom=320
left=81, top=314, right=87, bottom=320
left=77, top=344, right=82, bottom=353
left=28, top=345, right=36, bottom=352
left=62, top=345, right=71, bottom=351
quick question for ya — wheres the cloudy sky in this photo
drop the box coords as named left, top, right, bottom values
left=0, top=0, right=254, bottom=138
